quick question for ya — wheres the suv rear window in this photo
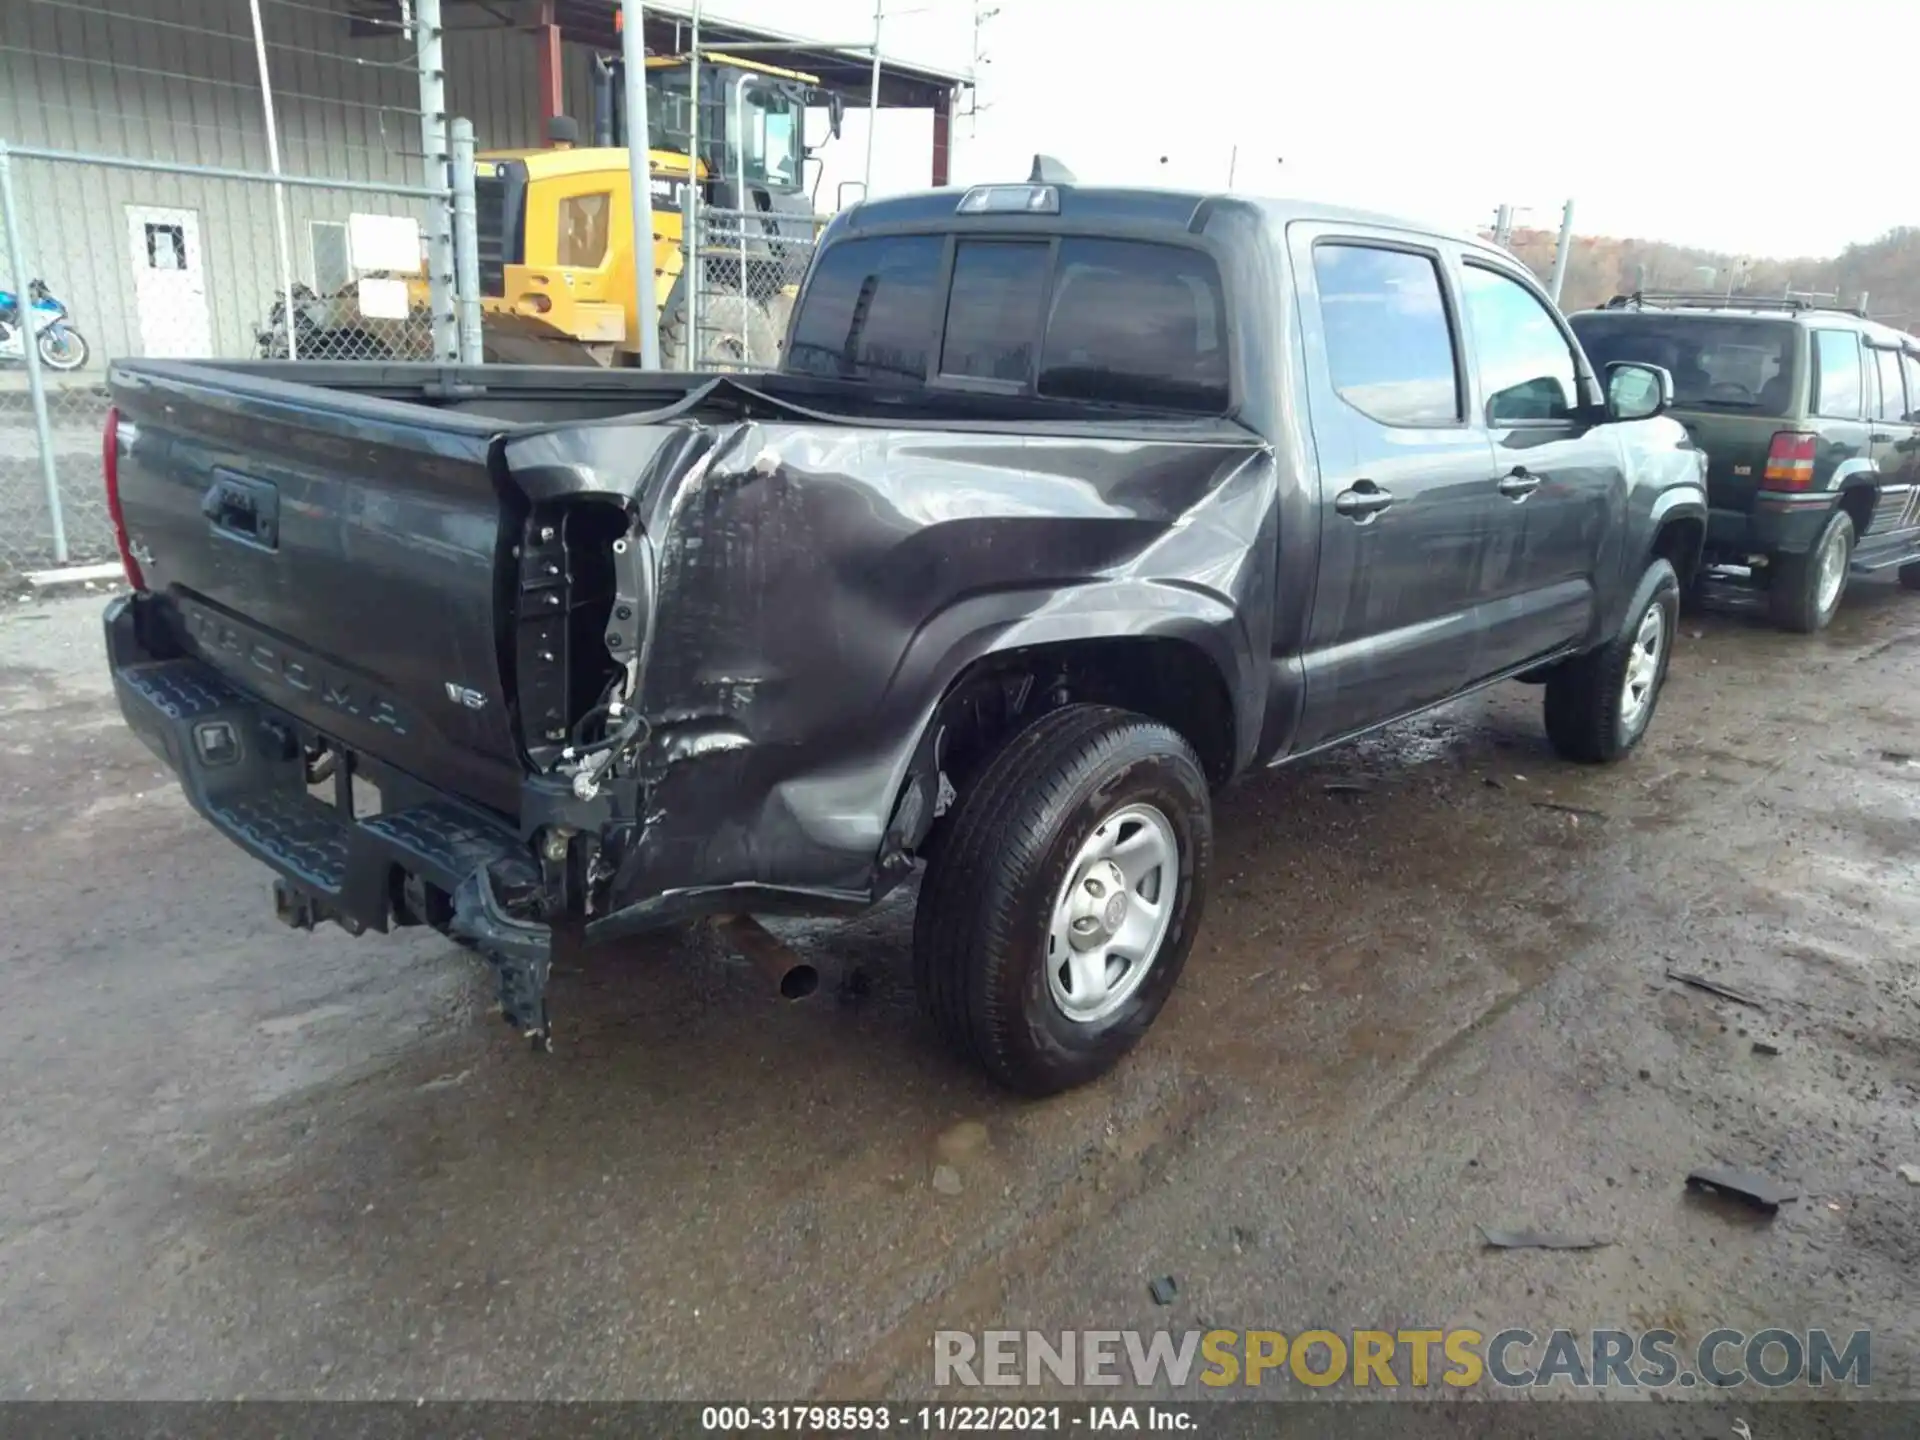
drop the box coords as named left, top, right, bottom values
left=1569, top=313, right=1796, bottom=414
left=786, top=233, right=1230, bottom=413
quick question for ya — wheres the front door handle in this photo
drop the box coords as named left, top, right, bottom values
left=1334, top=481, right=1394, bottom=521
left=1498, top=469, right=1542, bottom=500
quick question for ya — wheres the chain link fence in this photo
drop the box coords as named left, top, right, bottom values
left=0, top=0, right=461, bottom=583
left=682, top=206, right=827, bottom=372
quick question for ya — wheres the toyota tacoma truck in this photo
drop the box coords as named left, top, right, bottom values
left=101, top=165, right=1707, bottom=1095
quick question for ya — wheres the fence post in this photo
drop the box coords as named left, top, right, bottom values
left=450, top=118, right=483, bottom=365
left=0, top=141, right=68, bottom=566
left=246, top=0, right=300, bottom=360
left=414, top=0, right=458, bottom=361
left=620, top=0, right=661, bottom=369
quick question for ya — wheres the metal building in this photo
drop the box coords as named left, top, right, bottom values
left=0, top=0, right=968, bottom=371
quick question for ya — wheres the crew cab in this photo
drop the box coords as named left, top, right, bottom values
left=101, top=165, right=1707, bottom=1095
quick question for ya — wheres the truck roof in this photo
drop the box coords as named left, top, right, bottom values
left=836, top=184, right=1500, bottom=258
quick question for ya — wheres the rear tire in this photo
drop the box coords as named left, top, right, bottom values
left=912, top=704, right=1212, bottom=1096
left=1544, top=559, right=1679, bottom=764
left=660, top=292, right=779, bottom=371
left=1768, top=510, right=1853, bottom=633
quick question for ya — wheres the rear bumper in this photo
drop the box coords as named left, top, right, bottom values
left=105, top=594, right=555, bottom=1033
left=1705, top=494, right=1833, bottom=559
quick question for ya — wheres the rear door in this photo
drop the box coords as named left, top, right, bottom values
left=1289, top=225, right=1497, bottom=750
left=1456, top=258, right=1621, bottom=674
left=1865, top=341, right=1920, bottom=545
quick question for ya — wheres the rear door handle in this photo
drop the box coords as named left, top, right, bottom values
left=1334, top=481, right=1394, bottom=521
left=1498, top=469, right=1542, bottom=500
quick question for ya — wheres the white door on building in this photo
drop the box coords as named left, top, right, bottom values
left=125, top=206, right=213, bottom=358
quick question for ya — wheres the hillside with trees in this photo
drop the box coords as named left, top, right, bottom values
left=1500, top=225, right=1920, bottom=330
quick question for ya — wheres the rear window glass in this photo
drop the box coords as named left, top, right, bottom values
left=787, top=233, right=1230, bottom=413
left=785, top=235, right=942, bottom=383
left=1569, top=313, right=1796, bottom=414
left=939, top=241, right=1049, bottom=382
left=1037, top=238, right=1228, bottom=412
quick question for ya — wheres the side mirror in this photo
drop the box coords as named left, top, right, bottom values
left=801, top=89, right=843, bottom=153
left=1607, top=361, right=1672, bottom=421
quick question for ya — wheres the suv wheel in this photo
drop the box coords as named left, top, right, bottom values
left=1770, top=510, right=1854, bottom=633
left=1544, top=558, right=1679, bottom=764
left=912, top=704, right=1212, bottom=1096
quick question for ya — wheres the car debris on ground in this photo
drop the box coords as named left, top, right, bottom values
left=1685, top=1167, right=1799, bottom=1214
left=1478, top=1227, right=1612, bottom=1251
left=1666, top=968, right=1767, bottom=1010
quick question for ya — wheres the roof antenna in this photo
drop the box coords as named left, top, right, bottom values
left=1028, top=154, right=1075, bottom=185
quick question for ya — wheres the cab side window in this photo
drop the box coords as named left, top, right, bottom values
left=1460, top=264, right=1580, bottom=424
left=1311, top=242, right=1460, bottom=427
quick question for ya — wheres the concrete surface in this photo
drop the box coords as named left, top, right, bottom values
left=1, top=581, right=1916, bottom=1402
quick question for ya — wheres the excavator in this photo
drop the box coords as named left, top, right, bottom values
left=258, top=43, right=844, bottom=368
left=474, top=47, right=843, bottom=367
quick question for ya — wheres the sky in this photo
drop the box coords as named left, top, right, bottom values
left=704, top=0, right=1913, bottom=259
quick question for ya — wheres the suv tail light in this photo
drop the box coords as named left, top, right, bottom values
left=1763, top=431, right=1817, bottom=490
left=102, top=404, right=146, bottom=591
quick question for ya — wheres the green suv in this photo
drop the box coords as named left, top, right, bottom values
left=1570, top=294, right=1920, bottom=631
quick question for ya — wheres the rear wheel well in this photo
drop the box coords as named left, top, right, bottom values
left=910, top=638, right=1235, bottom=857
left=1838, top=485, right=1876, bottom=539
left=1651, top=513, right=1705, bottom=592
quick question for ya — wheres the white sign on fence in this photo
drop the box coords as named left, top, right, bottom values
left=356, top=277, right=412, bottom=320
left=348, top=213, right=423, bottom=274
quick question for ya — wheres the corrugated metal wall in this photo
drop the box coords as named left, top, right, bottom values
left=0, top=0, right=598, bottom=365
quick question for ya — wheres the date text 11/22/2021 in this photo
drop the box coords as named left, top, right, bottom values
left=701, top=1405, right=1196, bottom=1432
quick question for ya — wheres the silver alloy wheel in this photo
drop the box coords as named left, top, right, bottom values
left=1620, top=600, right=1665, bottom=735
left=1815, top=520, right=1850, bottom=618
left=1045, top=802, right=1179, bottom=1025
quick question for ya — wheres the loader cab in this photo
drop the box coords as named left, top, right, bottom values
left=597, top=53, right=842, bottom=210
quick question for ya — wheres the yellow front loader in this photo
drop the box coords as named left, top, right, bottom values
left=473, top=51, right=843, bottom=368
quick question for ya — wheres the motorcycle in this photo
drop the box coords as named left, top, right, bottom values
left=0, top=277, right=90, bottom=372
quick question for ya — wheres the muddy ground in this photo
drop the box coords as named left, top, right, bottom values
left=1, top=579, right=1916, bottom=1405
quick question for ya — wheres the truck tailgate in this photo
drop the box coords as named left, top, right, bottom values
left=111, top=363, right=524, bottom=816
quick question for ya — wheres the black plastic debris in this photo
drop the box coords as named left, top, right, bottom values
left=1323, top=782, right=1372, bottom=798
left=1751, top=1040, right=1782, bottom=1057
left=1685, top=1167, right=1799, bottom=1213
left=1479, top=1227, right=1611, bottom=1251
left=1148, top=1276, right=1179, bottom=1305
left=1666, top=968, right=1767, bottom=1011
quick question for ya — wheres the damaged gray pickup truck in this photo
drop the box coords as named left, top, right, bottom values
left=102, top=172, right=1707, bottom=1094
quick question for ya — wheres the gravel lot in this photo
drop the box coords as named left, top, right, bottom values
left=1, top=579, right=1916, bottom=1409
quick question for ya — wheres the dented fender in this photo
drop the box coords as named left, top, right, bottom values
left=505, top=409, right=1275, bottom=936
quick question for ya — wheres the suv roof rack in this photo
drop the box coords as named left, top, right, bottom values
left=1601, top=290, right=1869, bottom=319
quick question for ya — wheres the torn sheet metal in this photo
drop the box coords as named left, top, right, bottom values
left=507, top=413, right=1273, bottom=936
